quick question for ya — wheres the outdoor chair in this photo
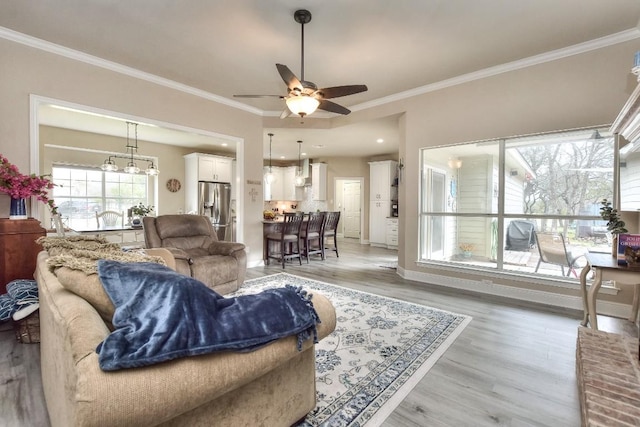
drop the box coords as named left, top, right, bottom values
left=534, top=231, right=585, bottom=277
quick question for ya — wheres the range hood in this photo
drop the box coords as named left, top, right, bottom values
left=303, top=158, right=312, bottom=186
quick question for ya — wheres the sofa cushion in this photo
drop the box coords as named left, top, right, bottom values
left=190, top=255, right=237, bottom=287
left=55, top=267, right=115, bottom=323
left=96, top=260, right=321, bottom=371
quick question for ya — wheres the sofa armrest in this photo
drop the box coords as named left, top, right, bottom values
left=207, top=241, right=246, bottom=256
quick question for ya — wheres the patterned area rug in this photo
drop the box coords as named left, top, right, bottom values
left=235, top=273, right=471, bottom=426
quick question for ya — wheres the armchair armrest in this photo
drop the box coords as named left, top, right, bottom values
left=208, top=241, right=246, bottom=256
left=164, top=248, right=193, bottom=264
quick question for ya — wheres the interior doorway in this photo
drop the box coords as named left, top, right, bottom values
left=335, top=178, right=364, bottom=241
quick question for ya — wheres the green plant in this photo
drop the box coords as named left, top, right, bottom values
left=131, top=203, right=154, bottom=216
left=599, top=199, right=627, bottom=234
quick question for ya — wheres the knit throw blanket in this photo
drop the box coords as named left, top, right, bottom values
left=96, top=260, right=320, bottom=371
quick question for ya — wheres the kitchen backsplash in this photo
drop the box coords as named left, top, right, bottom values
left=264, top=187, right=328, bottom=214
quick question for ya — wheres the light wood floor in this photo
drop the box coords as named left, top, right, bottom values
left=1, top=238, right=637, bottom=426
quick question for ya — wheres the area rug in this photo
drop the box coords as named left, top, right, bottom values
left=234, top=273, right=471, bottom=426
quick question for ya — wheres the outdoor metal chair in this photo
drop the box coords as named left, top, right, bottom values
left=534, top=231, right=585, bottom=277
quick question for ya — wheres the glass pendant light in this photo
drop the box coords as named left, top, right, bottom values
left=265, top=133, right=275, bottom=184
left=295, top=140, right=306, bottom=187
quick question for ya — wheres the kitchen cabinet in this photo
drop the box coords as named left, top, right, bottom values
left=264, top=166, right=301, bottom=201
left=185, top=153, right=233, bottom=183
left=184, top=153, right=234, bottom=214
left=369, top=160, right=397, bottom=201
left=386, top=217, right=399, bottom=249
left=370, top=201, right=390, bottom=246
left=312, top=163, right=327, bottom=200
left=368, top=160, right=398, bottom=247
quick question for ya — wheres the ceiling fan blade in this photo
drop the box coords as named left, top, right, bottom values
left=276, top=64, right=303, bottom=91
left=233, top=94, right=284, bottom=98
left=318, top=99, right=351, bottom=115
left=317, top=85, right=368, bottom=99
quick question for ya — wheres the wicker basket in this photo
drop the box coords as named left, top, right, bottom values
left=13, top=309, right=40, bottom=344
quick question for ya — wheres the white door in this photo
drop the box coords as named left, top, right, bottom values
left=343, top=180, right=361, bottom=238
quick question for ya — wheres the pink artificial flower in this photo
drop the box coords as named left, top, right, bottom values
left=0, top=154, right=57, bottom=213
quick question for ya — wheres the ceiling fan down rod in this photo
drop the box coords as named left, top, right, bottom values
left=294, top=9, right=312, bottom=83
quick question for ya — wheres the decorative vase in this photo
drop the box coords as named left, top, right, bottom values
left=462, top=250, right=472, bottom=259
left=9, top=197, right=27, bottom=220
left=132, top=217, right=142, bottom=226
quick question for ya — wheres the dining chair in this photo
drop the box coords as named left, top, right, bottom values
left=300, top=212, right=325, bottom=262
left=265, top=212, right=304, bottom=268
left=321, top=211, right=341, bottom=258
left=95, top=210, right=125, bottom=242
left=533, top=231, right=585, bottom=277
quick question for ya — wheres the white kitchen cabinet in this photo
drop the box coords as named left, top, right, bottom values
left=264, top=166, right=301, bottom=201
left=185, top=153, right=233, bottom=182
left=369, top=160, right=398, bottom=247
left=264, top=166, right=283, bottom=201
left=369, top=201, right=390, bottom=246
left=385, top=217, right=399, bottom=249
left=369, top=160, right=397, bottom=201
left=183, top=152, right=235, bottom=214
left=312, top=163, right=327, bottom=200
left=184, top=153, right=233, bottom=183
left=282, top=166, right=299, bottom=201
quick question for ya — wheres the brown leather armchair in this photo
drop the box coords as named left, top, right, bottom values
left=143, top=214, right=246, bottom=294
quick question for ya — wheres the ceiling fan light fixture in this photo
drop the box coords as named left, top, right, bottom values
left=286, top=95, right=320, bottom=117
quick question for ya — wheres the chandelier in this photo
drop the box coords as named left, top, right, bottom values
left=101, top=122, right=159, bottom=176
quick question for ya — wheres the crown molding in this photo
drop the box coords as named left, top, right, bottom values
left=0, top=26, right=263, bottom=116
left=351, top=28, right=640, bottom=113
left=3, top=25, right=639, bottom=118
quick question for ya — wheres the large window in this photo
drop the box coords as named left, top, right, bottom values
left=51, top=166, right=148, bottom=230
left=419, top=127, right=614, bottom=281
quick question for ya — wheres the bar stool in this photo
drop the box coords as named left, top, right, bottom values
left=300, top=212, right=325, bottom=262
left=265, top=212, right=304, bottom=268
left=321, top=211, right=341, bottom=258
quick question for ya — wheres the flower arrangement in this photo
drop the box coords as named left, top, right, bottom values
left=0, top=154, right=57, bottom=213
left=459, top=243, right=475, bottom=252
left=599, top=199, right=627, bottom=234
left=131, top=203, right=154, bottom=217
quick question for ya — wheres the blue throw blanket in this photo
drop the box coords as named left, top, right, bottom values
left=96, top=260, right=320, bottom=371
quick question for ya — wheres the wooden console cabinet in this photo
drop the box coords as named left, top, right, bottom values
left=0, top=218, right=46, bottom=294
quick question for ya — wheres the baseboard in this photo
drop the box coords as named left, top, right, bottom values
left=399, top=268, right=633, bottom=319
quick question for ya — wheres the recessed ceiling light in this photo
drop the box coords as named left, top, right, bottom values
left=280, top=156, right=285, bottom=159
left=376, top=138, right=384, bottom=143
left=302, top=152, right=307, bottom=156
left=221, top=143, right=228, bottom=147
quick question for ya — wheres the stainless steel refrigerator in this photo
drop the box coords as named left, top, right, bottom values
left=198, top=181, right=232, bottom=241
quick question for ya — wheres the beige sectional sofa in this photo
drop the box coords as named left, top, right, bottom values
left=35, top=246, right=336, bottom=427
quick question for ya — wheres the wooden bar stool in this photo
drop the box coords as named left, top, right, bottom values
left=300, top=212, right=325, bottom=262
left=265, top=212, right=304, bottom=268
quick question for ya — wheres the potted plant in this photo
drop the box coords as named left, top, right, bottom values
left=130, top=203, right=154, bottom=226
left=459, top=243, right=475, bottom=259
left=599, top=198, right=627, bottom=256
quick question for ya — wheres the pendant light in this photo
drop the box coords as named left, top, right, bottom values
left=100, top=121, right=159, bottom=176
left=265, top=133, right=275, bottom=184
left=295, top=140, right=306, bottom=187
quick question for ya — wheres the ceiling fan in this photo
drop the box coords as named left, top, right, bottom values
left=234, top=9, right=368, bottom=118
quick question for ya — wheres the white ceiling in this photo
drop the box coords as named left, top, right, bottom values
left=4, top=1, right=640, bottom=160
